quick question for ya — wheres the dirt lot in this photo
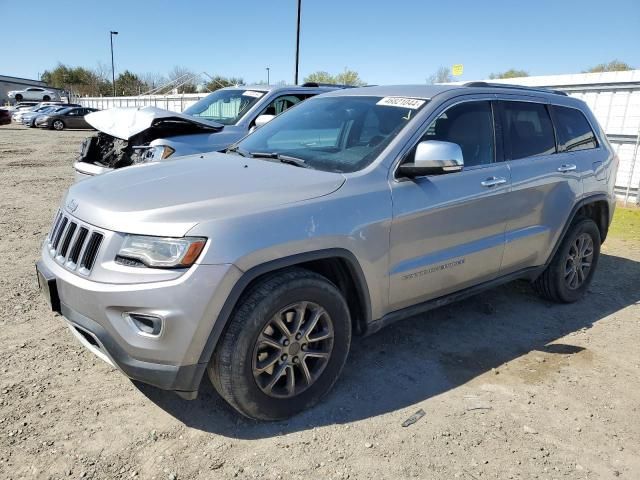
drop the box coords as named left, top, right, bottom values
left=1, top=124, right=639, bottom=480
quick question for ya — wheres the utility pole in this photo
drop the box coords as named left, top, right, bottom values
left=294, top=0, right=301, bottom=84
left=266, top=67, right=270, bottom=85
left=110, top=31, right=119, bottom=97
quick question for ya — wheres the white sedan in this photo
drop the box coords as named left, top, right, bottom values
left=8, top=87, right=61, bottom=102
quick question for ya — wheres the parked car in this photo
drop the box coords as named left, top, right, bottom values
left=12, top=104, right=53, bottom=123
left=0, top=109, right=11, bottom=126
left=22, top=104, right=82, bottom=127
left=11, top=101, right=71, bottom=121
left=6, top=101, right=39, bottom=113
left=35, top=107, right=99, bottom=130
left=73, top=83, right=343, bottom=181
left=8, top=87, right=61, bottom=102
left=14, top=103, right=70, bottom=124
left=36, top=83, right=617, bottom=420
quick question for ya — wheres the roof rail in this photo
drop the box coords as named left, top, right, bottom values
left=464, top=81, right=568, bottom=96
left=301, top=82, right=356, bottom=89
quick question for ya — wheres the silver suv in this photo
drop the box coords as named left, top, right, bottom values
left=37, top=83, right=618, bottom=420
left=73, top=84, right=340, bottom=181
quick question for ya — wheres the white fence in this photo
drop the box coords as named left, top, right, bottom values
left=79, top=93, right=208, bottom=113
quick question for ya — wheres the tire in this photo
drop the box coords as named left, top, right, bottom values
left=52, top=120, right=65, bottom=131
left=534, top=218, right=601, bottom=303
left=208, top=268, right=351, bottom=420
left=15, top=94, right=23, bottom=102
left=43, top=95, right=50, bottom=101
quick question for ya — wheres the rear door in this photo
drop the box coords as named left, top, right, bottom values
left=388, top=97, right=511, bottom=312
left=65, top=108, right=84, bottom=128
left=498, top=98, right=583, bottom=274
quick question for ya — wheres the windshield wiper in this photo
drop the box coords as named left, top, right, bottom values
left=249, top=152, right=309, bottom=168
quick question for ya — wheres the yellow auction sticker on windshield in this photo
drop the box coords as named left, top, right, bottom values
left=242, top=90, right=264, bottom=98
left=377, top=97, right=425, bottom=109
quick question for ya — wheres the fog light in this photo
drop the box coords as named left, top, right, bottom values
left=124, top=312, right=163, bottom=337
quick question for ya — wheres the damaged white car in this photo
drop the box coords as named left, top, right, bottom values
left=73, top=84, right=341, bottom=182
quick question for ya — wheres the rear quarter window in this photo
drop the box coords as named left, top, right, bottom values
left=552, top=105, right=598, bottom=152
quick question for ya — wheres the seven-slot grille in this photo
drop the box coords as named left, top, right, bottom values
left=48, top=210, right=104, bottom=274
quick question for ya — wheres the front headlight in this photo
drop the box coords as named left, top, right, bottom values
left=117, top=235, right=206, bottom=268
left=136, top=145, right=176, bottom=164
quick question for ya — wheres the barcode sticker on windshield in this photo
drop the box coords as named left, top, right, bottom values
left=377, top=97, right=425, bottom=109
left=242, top=90, right=264, bottom=98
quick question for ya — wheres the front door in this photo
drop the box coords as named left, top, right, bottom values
left=388, top=99, right=511, bottom=312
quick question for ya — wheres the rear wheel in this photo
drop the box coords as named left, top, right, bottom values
left=52, top=120, right=65, bottom=131
left=534, top=218, right=601, bottom=303
left=208, top=268, right=351, bottom=420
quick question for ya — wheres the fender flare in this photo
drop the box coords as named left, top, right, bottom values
left=542, top=193, right=610, bottom=270
left=196, top=248, right=372, bottom=366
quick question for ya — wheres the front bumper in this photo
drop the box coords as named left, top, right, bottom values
left=37, top=245, right=242, bottom=398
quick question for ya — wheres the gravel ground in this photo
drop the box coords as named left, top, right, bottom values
left=1, top=124, right=639, bottom=480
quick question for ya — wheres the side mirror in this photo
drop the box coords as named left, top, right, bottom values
left=254, top=114, right=275, bottom=129
left=399, top=140, right=463, bottom=177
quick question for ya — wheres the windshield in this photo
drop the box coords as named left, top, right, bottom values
left=183, top=88, right=266, bottom=125
left=235, top=95, right=427, bottom=173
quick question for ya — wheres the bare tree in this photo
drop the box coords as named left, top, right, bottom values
left=166, top=66, right=198, bottom=93
left=428, top=66, right=452, bottom=84
left=139, top=72, right=167, bottom=92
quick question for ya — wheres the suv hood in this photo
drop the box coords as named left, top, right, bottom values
left=85, top=106, right=223, bottom=140
left=65, top=152, right=346, bottom=237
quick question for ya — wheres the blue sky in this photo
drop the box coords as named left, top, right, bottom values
left=3, top=0, right=639, bottom=85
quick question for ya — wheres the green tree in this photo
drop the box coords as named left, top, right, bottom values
left=41, top=63, right=111, bottom=96
left=335, top=69, right=366, bottom=86
left=205, top=75, right=244, bottom=92
left=584, top=60, right=633, bottom=73
left=303, top=71, right=335, bottom=84
left=489, top=69, right=529, bottom=79
left=428, top=66, right=452, bottom=84
left=303, top=69, right=366, bottom=86
left=115, top=70, right=147, bottom=96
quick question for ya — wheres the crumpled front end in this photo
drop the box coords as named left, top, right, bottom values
left=75, top=106, right=223, bottom=171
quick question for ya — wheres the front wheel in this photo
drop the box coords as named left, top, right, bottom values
left=208, top=268, right=352, bottom=420
left=15, top=94, right=23, bottom=102
left=43, top=95, right=51, bottom=101
left=534, top=218, right=601, bottom=303
left=52, top=120, right=65, bottom=131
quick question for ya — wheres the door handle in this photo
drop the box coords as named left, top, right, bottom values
left=481, top=176, right=507, bottom=187
left=557, top=163, right=577, bottom=172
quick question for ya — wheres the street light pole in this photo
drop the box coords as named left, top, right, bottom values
left=110, top=31, right=119, bottom=97
left=294, top=0, right=301, bottom=84
left=266, top=67, right=270, bottom=85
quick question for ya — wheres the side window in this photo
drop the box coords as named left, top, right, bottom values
left=552, top=106, right=598, bottom=152
left=502, top=101, right=556, bottom=160
left=420, top=101, right=495, bottom=167
left=258, top=94, right=311, bottom=118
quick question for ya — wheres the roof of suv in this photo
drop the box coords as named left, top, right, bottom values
left=220, top=84, right=343, bottom=93
left=324, top=83, right=571, bottom=101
